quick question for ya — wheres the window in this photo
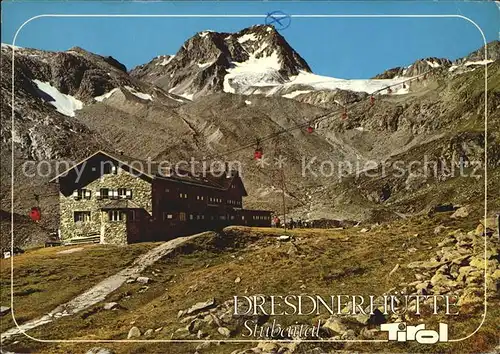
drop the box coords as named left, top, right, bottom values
left=189, top=214, right=194, bottom=220
left=97, top=188, right=109, bottom=199
left=242, top=215, right=245, bottom=220
left=74, top=211, right=91, bottom=222
left=73, top=189, right=91, bottom=200
left=108, top=210, right=124, bottom=221
left=118, top=188, right=132, bottom=199
left=179, top=193, right=188, bottom=199
left=129, top=210, right=136, bottom=221
left=179, top=212, right=186, bottom=221
left=163, top=213, right=173, bottom=220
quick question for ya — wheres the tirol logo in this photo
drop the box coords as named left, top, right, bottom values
left=380, top=322, right=449, bottom=344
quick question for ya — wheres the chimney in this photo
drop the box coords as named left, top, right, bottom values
left=224, top=162, right=233, bottom=178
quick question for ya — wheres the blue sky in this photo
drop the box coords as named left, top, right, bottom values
left=2, top=1, right=498, bottom=79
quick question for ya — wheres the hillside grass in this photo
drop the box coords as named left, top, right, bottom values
left=2, top=213, right=497, bottom=353
left=0, top=242, right=159, bottom=333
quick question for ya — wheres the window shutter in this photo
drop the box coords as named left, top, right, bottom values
left=72, top=190, right=78, bottom=198
left=96, top=191, right=101, bottom=199
left=85, top=190, right=91, bottom=199
left=126, top=190, right=132, bottom=199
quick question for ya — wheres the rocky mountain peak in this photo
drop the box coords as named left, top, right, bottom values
left=374, top=40, right=500, bottom=79
left=129, top=25, right=311, bottom=99
left=454, top=40, right=500, bottom=64
left=373, top=57, right=452, bottom=79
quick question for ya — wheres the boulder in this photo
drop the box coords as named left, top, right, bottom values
left=136, top=277, right=150, bottom=284
left=173, top=326, right=190, bottom=338
left=322, top=317, right=347, bottom=334
left=430, top=273, right=458, bottom=288
left=217, top=326, right=232, bottom=337
left=354, top=313, right=370, bottom=325
left=127, top=326, right=141, bottom=339
left=188, top=319, right=203, bottom=334
left=0, top=306, right=11, bottom=317
left=144, top=329, right=153, bottom=337
left=103, top=302, right=119, bottom=310
left=451, top=206, right=470, bottom=219
left=360, top=327, right=375, bottom=339
left=186, top=298, right=216, bottom=315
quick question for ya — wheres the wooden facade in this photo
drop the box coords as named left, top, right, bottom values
left=51, top=151, right=272, bottom=244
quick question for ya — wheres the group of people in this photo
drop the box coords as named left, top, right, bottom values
left=272, top=216, right=309, bottom=229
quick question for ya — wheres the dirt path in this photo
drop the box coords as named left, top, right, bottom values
left=1, top=232, right=211, bottom=341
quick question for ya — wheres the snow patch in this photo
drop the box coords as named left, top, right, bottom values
left=94, top=88, right=119, bottom=102
left=282, top=90, right=312, bottom=98
left=124, top=86, right=153, bottom=101
left=158, top=55, right=175, bottom=66
left=426, top=60, right=441, bottom=68
left=393, top=84, right=410, bottom=95
left=285, top=71, right=411, bottom=95
left=464, top=59, right=493, bottom=66
left=199, top=31, right=213, bottom=38
left=197, top=61, right=213, bottom=69
left=170, top=89, right=194, bottom=101
left=1, top=43, right=22, bottom=51
left=33, top=80, right=83, bottom=117
left=238, top=33, right=258, bottom=44
left=223, top=51, right=283, bottom=94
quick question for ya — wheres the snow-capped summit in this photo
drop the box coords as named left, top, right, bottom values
left=129, top=25, right=311, bottom=100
